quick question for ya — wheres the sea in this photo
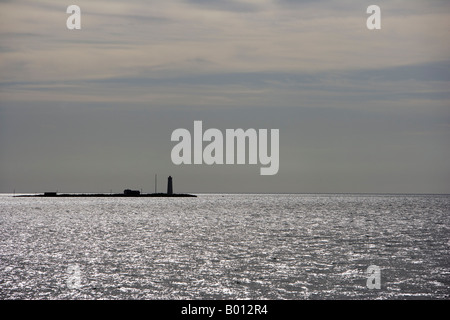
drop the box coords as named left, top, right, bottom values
left=0, top=193, right=449, bottom=300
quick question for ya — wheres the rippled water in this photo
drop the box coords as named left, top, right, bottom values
left=0, top=193, right=449, bottom=299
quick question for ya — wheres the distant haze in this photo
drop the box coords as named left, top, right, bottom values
left=1, top=0, right=449, bottom=194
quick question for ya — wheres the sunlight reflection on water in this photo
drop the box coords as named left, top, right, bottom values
left=1, top=194, right=449, bottom=299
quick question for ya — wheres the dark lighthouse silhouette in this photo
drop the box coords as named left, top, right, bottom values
left=17, top=175, right=196, bottom=198
left=167, top=176, right=173, bottom=195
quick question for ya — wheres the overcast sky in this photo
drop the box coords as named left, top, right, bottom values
left=1, top=0, right=449, bottom=194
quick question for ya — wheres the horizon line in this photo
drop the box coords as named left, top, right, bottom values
left=2, top=191, right=450, bottom=196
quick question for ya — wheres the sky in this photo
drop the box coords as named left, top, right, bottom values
left=0, top=0, right=449, bottom=194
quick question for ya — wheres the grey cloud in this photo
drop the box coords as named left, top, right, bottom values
left=183, top=0, right=262, bottom=12
left=346, top=60, right=450, bottom=82
left=1, top=0, right=449, bottom=193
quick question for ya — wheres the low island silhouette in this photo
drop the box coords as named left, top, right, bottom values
left=15, top=176, right=197, bottom=198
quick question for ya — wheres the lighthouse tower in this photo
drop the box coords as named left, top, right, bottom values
left=167, top=176, right=173, bottom=195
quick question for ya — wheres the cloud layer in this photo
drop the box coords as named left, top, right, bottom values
left=1, top=0, right=449, bottom=193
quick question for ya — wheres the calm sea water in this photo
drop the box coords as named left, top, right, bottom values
left=0, top=193, right=449, bottom=300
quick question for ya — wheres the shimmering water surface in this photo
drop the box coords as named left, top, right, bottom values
left=0, top=193, right=449, bottom=299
